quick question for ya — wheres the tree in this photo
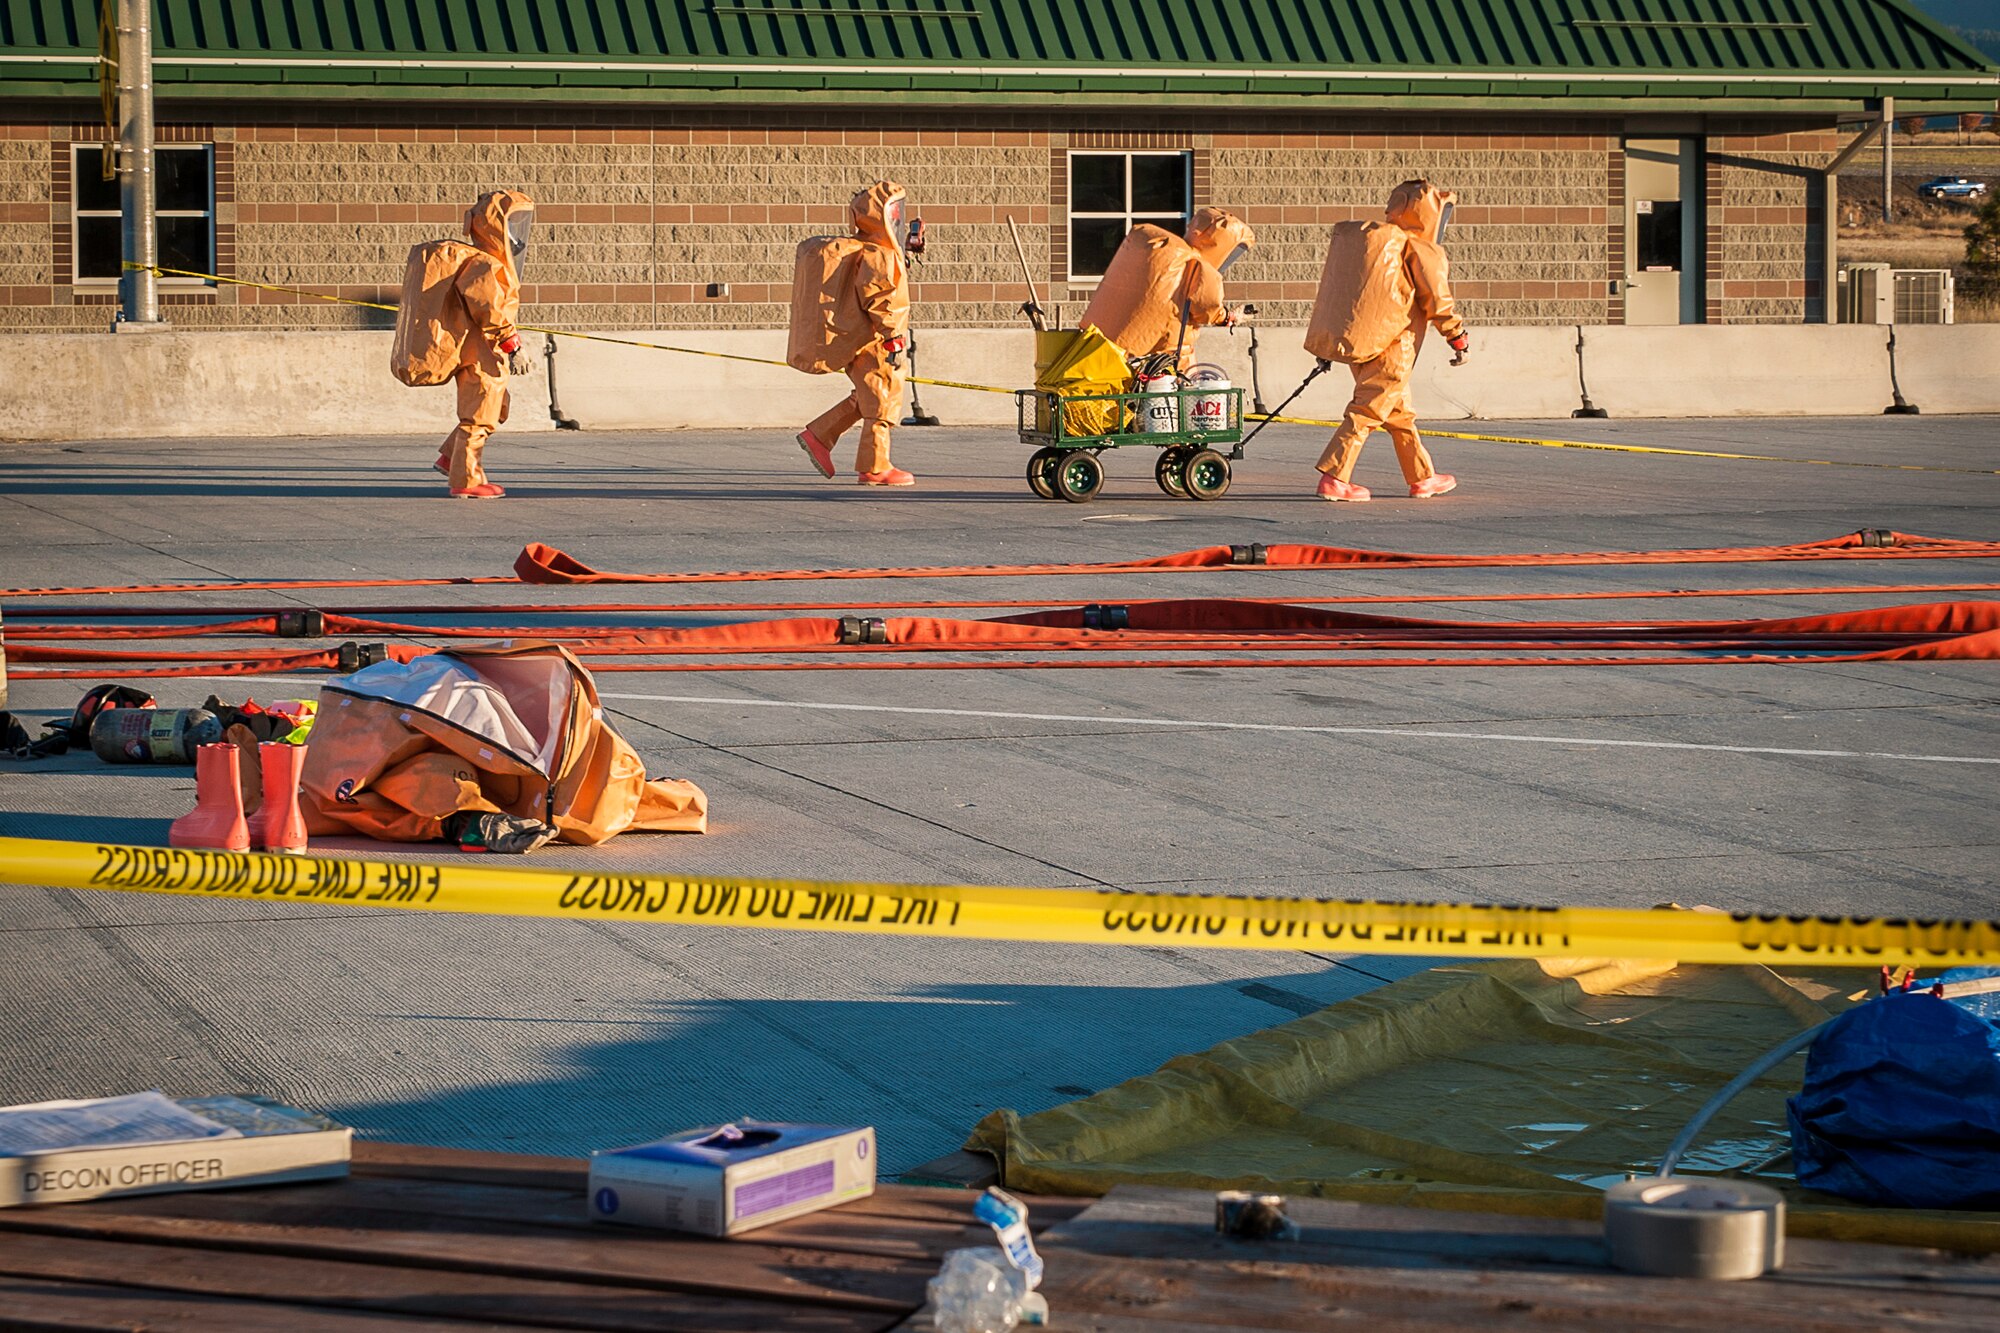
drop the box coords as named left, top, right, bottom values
left=1966, top=194, right=2000, bottom=293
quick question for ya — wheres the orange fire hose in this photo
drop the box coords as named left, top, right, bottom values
left=4, top=530, right=1994, bottom=602
left=8, top=599, right=1995, bottom=680
left=10, top=581, right=2000, bottom=640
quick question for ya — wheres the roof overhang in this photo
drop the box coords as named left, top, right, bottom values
left=2, top=53, right=1995, bottom=114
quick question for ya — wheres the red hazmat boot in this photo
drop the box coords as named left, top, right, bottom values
left=433, top=451, right=449, bottom=476
left=857, top=467, right=916, bottom=487
left=451, top=482, right=506, bottom=499
left=1409, top=473, right=1458, bottom=499
left=169, top=743, right=250, bottom=852
left=1316, top=474, right=1371, bottom=502
left=246, top=742, right=309, bottom=855
left=797, top=429, right=836, bottom=479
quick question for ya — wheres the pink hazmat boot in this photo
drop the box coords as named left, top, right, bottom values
left=1316, top=474, right=1371, bottom=502
left=797, top=429, right=836, bottom=479
left=450, top=482, right=505, bottom=499
left=857, top=467, right=916, bottom=487
left=246, top=742, right=310, bottom=855
left=1409, top=473, right=1458, bottom=499
left=170, top=744, right=251, bottom=852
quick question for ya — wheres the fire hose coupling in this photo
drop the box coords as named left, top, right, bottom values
left=836, top=616, right=889, bottom=646
left=275, top=609, right=326, bottom=638
left=1081, top=604, right=1129, bottom=631
left=1860, top=529, right=1898, bottom=548
left=1229, top=544, right=1269, bottom=565
left=335, top=642, right=389, bottom=672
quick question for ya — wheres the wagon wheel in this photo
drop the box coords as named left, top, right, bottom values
left=1181, top=449, right=1231, bottom=501
left=1026, top=447, right=1061, bottom=499
left=1053, top=451, right=1106, bottom=504
left=1155, top=448, right=1190, bottom=498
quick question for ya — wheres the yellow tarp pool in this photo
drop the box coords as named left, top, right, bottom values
left=966, top=957, right=2000, bottom=1251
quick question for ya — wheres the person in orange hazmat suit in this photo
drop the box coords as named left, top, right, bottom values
left=1304, top=180, right=1468, bottom=502
left=791, top=182, right=916, bottom=487
left=1079, top=206, right=1255, bottom=366
left=430, top=190, right=534, bottom=499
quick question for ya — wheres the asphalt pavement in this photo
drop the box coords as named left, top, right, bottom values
left=2, top=414, right=1996, bottom=1172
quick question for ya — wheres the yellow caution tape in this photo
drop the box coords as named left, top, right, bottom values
left=6, top=836, right=1997, bottom=967
left=120, top=263, right=2000, bottom=470
left=125, top=262, right=1012, bottom=393
left=1246, top=413, right=2000, bottom=478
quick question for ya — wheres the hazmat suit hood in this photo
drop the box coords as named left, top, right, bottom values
left=464, top=189, right=536, bottom=275
left=1185, top=207, right=1255, bottom=273
left=1386, top=181, right=1455, bottom=244
left=851, top=180, right=909, bottom=253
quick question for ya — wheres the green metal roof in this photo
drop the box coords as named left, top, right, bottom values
left=2, top=1, right=1994, bottom=109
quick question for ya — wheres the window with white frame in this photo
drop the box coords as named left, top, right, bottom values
left=1066, top=151, right=1191, bottom=282
left=71, top=144, right=215, bottom=284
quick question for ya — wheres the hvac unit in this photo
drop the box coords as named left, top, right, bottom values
left=1892, top=269, right=1955, bottom=324
left=1838, top=263, right=1893, bottom=324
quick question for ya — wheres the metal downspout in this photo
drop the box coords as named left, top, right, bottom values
left=114, top=0, right=162, bottom=329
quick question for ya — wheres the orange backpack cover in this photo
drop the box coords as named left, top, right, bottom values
left=1303, top=221, right=1414, bottom=366
left=390, top=238, right=480, bottom=387
left=787, top=234, right=872, bottom=374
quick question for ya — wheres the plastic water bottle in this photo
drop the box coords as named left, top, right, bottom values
left=925, top=1188, right=1049, bottom=1331
left=925, top=1247, right=1034, bottom=1333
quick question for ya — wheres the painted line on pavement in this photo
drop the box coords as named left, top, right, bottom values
left=596, top=690, right=2000, bottom=767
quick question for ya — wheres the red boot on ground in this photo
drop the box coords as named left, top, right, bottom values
left=857, top=467, right=916, bottom=487
left=1409, top=473, right=1458, bottom=499
left=170, top=744, right=251, bottom=852
left=797, top=428, right=836, bottom=479
left=1316, top=475, right=1371, bottom=502
left=451, top=482, right=506, bottom=499
left=246, top=742, right=310, bottom=855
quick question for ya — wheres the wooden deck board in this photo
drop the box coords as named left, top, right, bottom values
left=0, top=1274, right=517, bottom=1332
left=0, top=1229, right=881, bottom=1333
left=8, top=1146, right=1994, bottom=1331
left=985, top=1186, right=2000, bottom=1332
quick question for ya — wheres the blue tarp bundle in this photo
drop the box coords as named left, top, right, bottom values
left=1789, top=969, right=2000, bottom=1210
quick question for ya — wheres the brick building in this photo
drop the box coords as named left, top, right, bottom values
left=1, top=0, right=1993, bottom=334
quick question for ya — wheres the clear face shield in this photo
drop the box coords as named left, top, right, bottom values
left=882, top=196, right=908, bottom=254
left=1434, top=201, right=1455, bottom=246
left=1215, top=242, right=1250, bottom=275
left=505, top=209, right=534, bottom=263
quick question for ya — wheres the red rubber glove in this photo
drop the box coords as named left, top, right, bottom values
left=1447, top=331, right=1470, bottom=366
left=497, top=334, right=522, bottom=355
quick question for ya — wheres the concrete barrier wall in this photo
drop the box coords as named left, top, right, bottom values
left=4, top=324, right=1996, bottom=441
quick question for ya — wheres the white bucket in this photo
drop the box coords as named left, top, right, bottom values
left=1139, top=373, right=1180, bottom=433
left=1186, top=363, right=1231, bottom=434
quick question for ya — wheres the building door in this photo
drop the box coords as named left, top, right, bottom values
left=1623, top=138, right=1702, bottom=325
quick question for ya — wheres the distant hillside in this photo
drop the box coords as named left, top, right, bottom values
left=1908, top=0, right=1987, bottom=29
left=1908, top=0, right=2000, bottom=61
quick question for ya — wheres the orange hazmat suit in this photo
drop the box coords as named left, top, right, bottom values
left=301, top=643, right=707, bottom=847
left=1305, top=181, right=1467, bottom=495
left=1080, top=207, right=1254, bottom=366
left=792, top=181, right=912, bottom=480
left=410, top=190, right=532, bottom=495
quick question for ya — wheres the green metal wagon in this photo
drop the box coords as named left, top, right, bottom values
left=1014, top=384, right=1247, bottom=503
